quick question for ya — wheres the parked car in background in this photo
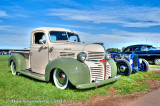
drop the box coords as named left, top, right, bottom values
left=122, top=44, right=160, bottom=65
left=1, top=52, right=4, bottom=55
left=109, top=51, right=149, bottom=76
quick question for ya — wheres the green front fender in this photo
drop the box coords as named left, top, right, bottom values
left=45, top=58, right=90, bottom=86
left=8, top=53, right=26, bottom=72
left=107, top=58, right=117, bottom=77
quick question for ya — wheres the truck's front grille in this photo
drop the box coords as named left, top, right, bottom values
left=85, top=61, right=104, bottom=82
left=87, top=51, right=105, bottom=60
left=60, top=52, right=75, bottom=57
left=133, top=55, right=138, bottom=70
left=105, top=62, right=111, bottom=79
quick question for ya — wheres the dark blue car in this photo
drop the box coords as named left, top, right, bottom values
left=122, top=44, right=160, bottom=65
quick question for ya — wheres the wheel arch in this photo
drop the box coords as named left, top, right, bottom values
left=107, top=58, right=118, bottom=77
left=45, top=58, right=90, bottom=86
left=8, top=53, right=26, bottom=72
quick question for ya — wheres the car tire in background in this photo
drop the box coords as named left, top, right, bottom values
left=140, top=59, right=149, bottom=72
left=154, top=58, right=160, bottom=65
left=116, top=60, right=132, bottom=76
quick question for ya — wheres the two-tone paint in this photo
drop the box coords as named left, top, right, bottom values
left=8, top=27, right=120, bottom=89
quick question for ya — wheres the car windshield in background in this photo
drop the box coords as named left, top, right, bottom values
left=50, top=31, right=80, bottom=42
left=148, top=47, right=157, bottom=50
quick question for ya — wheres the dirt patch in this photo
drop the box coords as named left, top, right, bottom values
left=108, top=88, right=117, bottom=95
left=149, top=67, right=160, bottom=71
left=60, top=92, right=148, bottom=106
left=134, top=81, right=143, bottom=85
left=148, top=80, right=160, bottom=90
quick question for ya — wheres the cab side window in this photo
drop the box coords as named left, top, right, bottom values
left=33, top=32, right=46, bottom=44
left=125, top=47, right=132, bottom=52
left=133, top=46, right=140, bottom=51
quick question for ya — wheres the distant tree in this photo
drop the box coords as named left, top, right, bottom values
left=122, top=47, right=126, bottom=51
left=106, top=48, right=121, bottom=52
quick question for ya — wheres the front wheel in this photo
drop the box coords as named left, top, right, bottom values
left=53, top=68, right=70, bottom=89
left=139, top=59, right=149, bottom=72
left=11, top=61, right=17, bottom=75
left=117, top=60, right=132, bottom=76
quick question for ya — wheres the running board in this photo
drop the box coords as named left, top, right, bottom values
left=18, top=70, right=45, bottom=81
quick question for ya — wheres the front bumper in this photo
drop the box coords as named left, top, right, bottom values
left=76, top=75, right=121, bottom=89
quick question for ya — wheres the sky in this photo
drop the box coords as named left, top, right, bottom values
left=0, top=0, right=160, bottom=49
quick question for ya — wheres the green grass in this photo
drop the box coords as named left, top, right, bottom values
left=0, top=55, right=160, bottom=105
left=149, top=64, right=160, bottom=68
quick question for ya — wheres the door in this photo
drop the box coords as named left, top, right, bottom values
left=30, top=32, right=49, bottom=75
left=133, top=46, right=148, bottom=59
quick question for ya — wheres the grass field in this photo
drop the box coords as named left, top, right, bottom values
left=149, top=64, right=160, bottom=68
left=0, top=55, right=160, bottom=105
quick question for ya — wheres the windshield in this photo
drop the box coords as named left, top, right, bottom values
left=50, top=31, right=80, bottom=42
left=148, top=47, right=157, bottom=50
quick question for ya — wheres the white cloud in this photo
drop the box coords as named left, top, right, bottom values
left=53, top=24, right=105, bottom=29
left=78, top=30, right=160, bottom=49
left=0, top=10, right=8, bottom=17
left=46, top=6, right=160, bottom=27
left=0, top=25, right=31, bottom=49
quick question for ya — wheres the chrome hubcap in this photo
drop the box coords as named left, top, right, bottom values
left=120, top=65, right=127, bottom=72
left=58, top=73, right=66, bottom=84
left=156, top=59, right=160, bottom=64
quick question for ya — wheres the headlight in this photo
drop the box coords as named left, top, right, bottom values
left=77, top=52, right=87, bottom=62
left=106, top=53, right=111, bottom=59
left=129, top=59, right=133, bottom=64
left=139, top=59, right=142, bottom=64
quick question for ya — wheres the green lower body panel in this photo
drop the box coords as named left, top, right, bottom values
left=18, top=70, right=45, bottom=81
left=76, top=75, right=121, bottom=89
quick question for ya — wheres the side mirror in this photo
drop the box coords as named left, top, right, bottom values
left=39, top=39, right=44, bottom=44
left=39, top=39, right=47, bottom=48
left=39, top=39, right=46, bottom=44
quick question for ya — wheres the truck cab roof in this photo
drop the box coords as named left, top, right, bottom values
left=32, top=27, right=78, bottom=34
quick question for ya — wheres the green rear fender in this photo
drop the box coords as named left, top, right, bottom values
left=8, top=53, right=26, bottom=72
left=45, top=58, right=90, bottom=86
left=107, top=58, right=117, bottom=77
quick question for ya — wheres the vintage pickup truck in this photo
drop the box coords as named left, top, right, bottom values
left=8, top=27, right=120, bottom=89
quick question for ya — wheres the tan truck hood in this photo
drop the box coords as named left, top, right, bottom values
left=53, top=43, right=105, bottom=52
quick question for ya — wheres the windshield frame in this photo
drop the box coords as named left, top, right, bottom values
left=49, top=31, right=81, bottom=43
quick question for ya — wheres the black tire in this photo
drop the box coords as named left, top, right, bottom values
left=154, top=58, right=160, bottom=65
left=53, top=68, right=73, bottom=89
left=117, top=59, right=132, bottom=76
left=140, top=59, right=149, bottom=72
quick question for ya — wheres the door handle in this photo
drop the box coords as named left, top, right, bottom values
left=49, top=47, right=54, bottom=52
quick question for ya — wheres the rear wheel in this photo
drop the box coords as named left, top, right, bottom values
left=53, top=68, right=70, bottom=89
left=117, top=60, right=132, bottom=76
left=139, top=59, right=149, bottom=72
left=11, top=61, right=17, bottom=75
left=154, top=58, right=160, bottom=65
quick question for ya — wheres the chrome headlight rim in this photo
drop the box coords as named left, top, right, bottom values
left=77, top=52, right=87, bottom=62
left=129, top=59, right=133, bottom=64
left=106, top=52, right=111, bottom=60
left=139, top=58, right=142, bottom=64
